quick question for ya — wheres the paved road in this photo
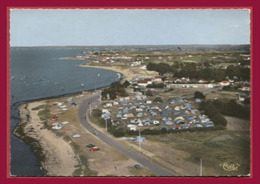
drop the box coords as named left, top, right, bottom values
left=78, top=93, right=176, bottom=176
left=181, top=87, right=223, bottom=99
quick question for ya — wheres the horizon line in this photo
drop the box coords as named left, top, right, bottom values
left=10, top=44, right=250, bottom=48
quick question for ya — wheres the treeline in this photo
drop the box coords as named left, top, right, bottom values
left=147, top=82, right=165, bottom=88
left=147, top=62, right=250, bottom=81
left=200, top=98, right=250, bottom=124
left=211, top=99, right=250, bottom=120
left=101, top=82, right=128, bottom=100
left=108, top=126, right=225, bottom=137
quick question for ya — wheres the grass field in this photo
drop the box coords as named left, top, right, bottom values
left=206, top=91, right=238, bottom=100
left=145, top=130, right=250, bottom=176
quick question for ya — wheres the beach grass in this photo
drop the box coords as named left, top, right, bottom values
left=14, top=122, right=47, bottom=164
left=32, top=104, right=46, bottom=111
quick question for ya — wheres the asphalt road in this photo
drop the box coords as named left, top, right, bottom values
left=78, top=93, right=176, bottom=176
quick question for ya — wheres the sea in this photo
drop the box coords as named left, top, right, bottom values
left=10, top=47, right=119, bottom=176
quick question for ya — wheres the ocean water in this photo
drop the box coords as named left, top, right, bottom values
left=10, top=47, right=119, bottom=176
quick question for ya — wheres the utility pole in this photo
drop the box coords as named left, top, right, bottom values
left=89, top=103, right=92, bottom=116
left=138, top=130, right=142, bottom=152
left=105, top=118, right=108, bottom=133
left=200, top=158, right=203, bottom=176
left=99, top=90, right=102, bottom=105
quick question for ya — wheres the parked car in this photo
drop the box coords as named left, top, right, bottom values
left=194, top=123, right=203, bottom=128
left=89, top=147, right=100, bottom=151
left=71, top=133, right=80, bottom=138
left=86, top=144, right=96, bottom=148
left=182, top=124, right=190, bottom=129
left=134, top=164, right=142, bottom=170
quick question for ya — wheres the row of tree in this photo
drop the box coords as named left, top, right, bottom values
left=147, top=82, right=165, bottom=88
left=211, top=99, right=250, bottom=120
left=109, top=126, right=225, bottom=137
left=146, top=62, right=250, bottom=81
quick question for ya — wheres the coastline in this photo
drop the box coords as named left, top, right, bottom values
left=12, top=62, right=161, bottom=176
left=12, top=64, right=124, bottom=176
left=80, top=63, right=158, bottom=82
left=15, top=101, right=79, bottom=176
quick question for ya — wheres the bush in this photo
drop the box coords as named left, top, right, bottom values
left=154, top=97, right=163, bottom=103
left=146, top=90, right=153, bottom=96
left=92, top=109, right=102, bottom=118
left=109, top=128, right=126, bottom=137
left=194, top=91, right=205, bottom=99
left=147, top=83, right=165, bottom=88
left=123, top=80, right=130, bottom=87
left=243, top=97, right=250, bottom=105
left=212, top=113, right=228, bottom=127
left=199, top=100, right=227, bottom=127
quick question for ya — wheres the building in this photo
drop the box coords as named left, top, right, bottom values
left=220, top=81, right=230, bottom=86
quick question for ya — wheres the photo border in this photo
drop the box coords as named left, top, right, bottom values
left=1, top=0, right=259, bottom=184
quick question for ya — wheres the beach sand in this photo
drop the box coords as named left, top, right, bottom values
left=80, top=64, right=158, bottom=81
left=19, top=102, right=79, bottom=176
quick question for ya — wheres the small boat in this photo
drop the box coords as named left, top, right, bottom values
left=81, top=83, right=85, bottom=87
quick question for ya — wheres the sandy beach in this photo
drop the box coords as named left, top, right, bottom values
left=17, top=102, right=79, bottom=176
left=80, top=64, right=158, bottom=81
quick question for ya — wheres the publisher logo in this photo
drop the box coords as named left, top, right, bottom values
left=220, top=162, right=240, bottom=171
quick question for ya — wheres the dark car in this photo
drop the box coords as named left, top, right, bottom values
left=86, top=144, right=96, bottom=148
left=134, top=164, right=142, bottom=170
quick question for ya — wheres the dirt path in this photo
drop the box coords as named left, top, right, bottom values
left=225, top=116, right=250, bottom=131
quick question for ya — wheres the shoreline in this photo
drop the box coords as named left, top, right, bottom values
left=80, top=63, right=158, bottom=82
left=12, top=66, right=125, bottom=176
left=15, top=101, right=79, bottom=176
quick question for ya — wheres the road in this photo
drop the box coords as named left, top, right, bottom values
left=78, top=93, right=176, bottom=176
left=181, top=87, right=223, bottom=99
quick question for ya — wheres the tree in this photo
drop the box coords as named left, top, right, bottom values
left=243, top=97, right=250, bottom=105
left=146, top=90, right=153, bottom=96
left=212, top=113, right=227, bottom=127
left=194, top=91, right=205, bottom=99
left=154, top=97, right=163, bottom=103
left=92, top=109, right=102, bottom=118
left=123, top=80, right=130, bottom=87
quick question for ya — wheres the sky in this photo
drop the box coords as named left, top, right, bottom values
left=10, top=9, right=250, bottom=47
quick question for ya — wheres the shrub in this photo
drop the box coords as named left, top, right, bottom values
left=146, top=90, right=153, bottom=96
left=154, top=97, right=163, bottom=103
left=212, top=113, right=228, bottom=127
left=194, top=91, right=205, bottom=99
